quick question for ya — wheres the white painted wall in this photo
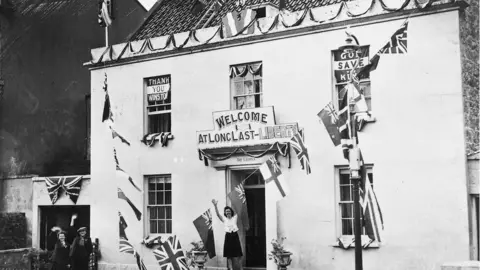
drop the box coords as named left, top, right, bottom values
left=89, top=10, right=469, bottom=270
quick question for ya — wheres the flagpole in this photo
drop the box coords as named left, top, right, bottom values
left=339, top=32, right=363, bottom=270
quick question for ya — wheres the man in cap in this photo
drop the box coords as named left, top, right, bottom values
left=69, top=226, right=93, bottom=270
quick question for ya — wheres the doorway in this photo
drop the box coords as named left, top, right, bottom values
left=39, top=205, right=90, bottom=250
left=229, top=169, right=266, bottom=269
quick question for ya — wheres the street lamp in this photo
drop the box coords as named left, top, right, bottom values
left=338, top=34, right=364, bottom=270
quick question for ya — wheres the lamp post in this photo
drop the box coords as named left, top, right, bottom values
left=338, top=34, right=363, bottom=270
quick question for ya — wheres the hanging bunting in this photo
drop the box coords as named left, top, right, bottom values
left=91, top=0, right=448, bottom=64
left=117, top=188, right=142, bottom=221
left=44, top=176, right=84, bottom=204
left=290, top=129, right=311, bottom=175
left=141, top=132, right=174, bottom=147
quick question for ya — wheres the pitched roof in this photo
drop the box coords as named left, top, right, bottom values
left=131, top=0, right=347, bottom=40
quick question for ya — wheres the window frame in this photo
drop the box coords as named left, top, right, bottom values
left=331, top=46, right=375, bottom=122
left=144, top=174, right=173, bottom=238
left=229, top=61, right=263, bottom=110
left=143, top=75, right=172, bottom=134
left=334, top=165, right=380, bottom=247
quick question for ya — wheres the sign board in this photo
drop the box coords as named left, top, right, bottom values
left=146, top=75, right=170, bottom=103
left=332, top=45, right=370, bottom=83
left=197, top=106, right=298, bottom=149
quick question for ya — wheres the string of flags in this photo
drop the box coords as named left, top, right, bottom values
left=91, top=0, right=434, bottom=64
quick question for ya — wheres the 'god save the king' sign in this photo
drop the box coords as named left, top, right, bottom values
left=197, top=107, right=298, bottom=149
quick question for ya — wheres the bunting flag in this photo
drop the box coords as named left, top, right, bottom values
left=118, top=188, right=142, bottom=221
left=228, top=183, right=250, bottom=231
left=290, top=129, right=311, bottom=174
left=119, top=212, right=128, bottom=241
left=153, top=235, right=189, bottom=270
left=357, top=20, right=408, bottom=79
left=111, top=127, right=131, bottom=146
left=114, top=148, right=141, bottom=192
left=337, top=237, right=355, bottom=250
left=98, top=0, right=113, bottom=27
left=358, top=151, right=384, bottom=243
left=45, top=176, right=83, bottom=204
left=119, top=237, right=148, bottom=270
left=102, top=74, right=113, bottom=123
left=222, top=9, right=256, bottom=37
left=259, top=156, right=289, bottom=200
left=318, top=102, right=342, bottom=146
left=141, top=132, right=174, bottom=147
left=193, top=209, right=216, bottom=258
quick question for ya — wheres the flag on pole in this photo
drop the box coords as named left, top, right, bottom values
left=259, top=156, right=289, bottom=200
left=358, top=151, right=384, bottom=243
left=290, top=129, right=311, bottom=174
left=228, top=183, right=250, bottom=231
left=193, top=209, right=216, bottom=258
left=222, top=9, right=256, bottom=37
left=357, top=20, right=408, bottom=79
left=318, top=102, right=342, bottom=146
left=98, top=0, right=113, bottom=27
left=114, top=148, right=141, bottom=192
left=117, top=188, right=142, bottom=221
left=153, top=235, right=189, bottom=270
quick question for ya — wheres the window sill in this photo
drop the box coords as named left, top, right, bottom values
left=357, top=112, right=376, bottom=123
left=142, top=234, right=172, bottom=248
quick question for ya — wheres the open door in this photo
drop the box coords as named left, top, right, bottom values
left=229, top=169, right=266, bottom=270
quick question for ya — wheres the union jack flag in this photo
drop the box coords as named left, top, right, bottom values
left=114, top=148, right=141, bottom=192
left=290, top=129, right=311, bottom=175
left=154, top=235, right=189, bottom=270
left=193, top=209, right=216, bottom=258
left=119, top=237, right=148, bottom=270
left=378, top=20, right=408, bottom=54
left=44, top=176, right=83, bottom=204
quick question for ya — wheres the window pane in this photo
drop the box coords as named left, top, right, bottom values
left=166, top=206, right=172, bottom=219
left=149, top=113, right=171, bottom=133
left=150, top=220, right=158, bottom=234
left=166, top=220, right=172, bottom=234
left=234, top=82, right=244, bottom=95
left=367, top=173, right=373, bottom=184
left=156, top=192, right=164, bottom=204
left=165, top=191, right=172, bottom=204
left=340, top=173, right=350, bottom=185
left=159, top=220, right=166, bottom=234
left=148, top=182, right=156, bottom=191
left=341, top=203, right=353, bottom=218
left=340, top=186, right=351, bottom=201
left=157, top=182, right=164, bottom=191
left=159, top=206, right=166, bottom=219
left=148, top=192, right=156, bottom=205
left=150, top=207, right=158, bottom=219
left=254, top=80, right=262, bottom=93
left=165, top=182, right=172, bottom=190
left=342, top=219, right=353, bottom=235
left=235, top=97, right=246, bottom=109
left=244, top=81, right=254, bottom=94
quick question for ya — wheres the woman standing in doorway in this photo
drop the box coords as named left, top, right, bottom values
left=69, top=227, right=93, bottom=270
left=50, top=231, right=70, bottom=270
left=212, top=199, right=243, bottom=270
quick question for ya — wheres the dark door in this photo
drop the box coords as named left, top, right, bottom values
left=245, top=187, right=266, bottom=268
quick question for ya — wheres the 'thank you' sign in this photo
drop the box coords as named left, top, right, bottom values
left=197, top=106, right=298, bottom=150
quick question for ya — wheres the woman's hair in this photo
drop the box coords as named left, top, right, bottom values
left=223, top=206, right=235, bottom=217
left=57, top=231, right=67, bottom=239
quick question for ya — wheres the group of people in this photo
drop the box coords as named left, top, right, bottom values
left=48, top=214, right=94, bottom=270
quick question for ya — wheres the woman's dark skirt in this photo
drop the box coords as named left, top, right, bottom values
left=224, top=231, right=243, bottom=258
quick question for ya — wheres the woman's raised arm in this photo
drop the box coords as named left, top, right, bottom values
left=212, top=199, right=224, bottom=222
